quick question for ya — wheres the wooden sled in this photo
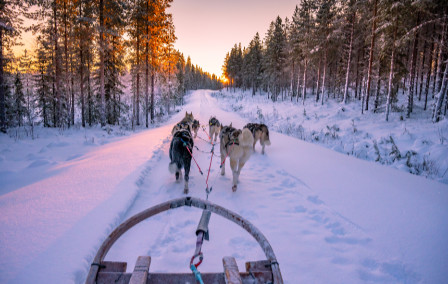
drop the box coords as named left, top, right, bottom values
left=85, top=196, right=283, bottom=284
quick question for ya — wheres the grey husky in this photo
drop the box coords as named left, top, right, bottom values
left=209, top=116, right=221, bottom=143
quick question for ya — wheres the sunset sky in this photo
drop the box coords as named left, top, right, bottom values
left=169, top=0, right=298, bottom=77
left=16, top=0, right=299, bottom=78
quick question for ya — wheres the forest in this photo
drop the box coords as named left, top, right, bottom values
left=222, top=0, right=448, bottom=123
left=0, top=0, right=222, bottom=134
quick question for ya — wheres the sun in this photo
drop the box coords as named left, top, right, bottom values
left=220, top=75, right=229, bottom=84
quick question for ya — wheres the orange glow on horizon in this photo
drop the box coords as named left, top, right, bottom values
left=220, top=75, right=229, bottom=85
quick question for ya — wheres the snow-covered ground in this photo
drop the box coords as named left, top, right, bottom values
left=1, top=90, right=447, bottom=283
left=214, top=89, right=448, bottom=184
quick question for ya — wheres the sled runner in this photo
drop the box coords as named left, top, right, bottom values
left=85, top=196, right=283, bottom=284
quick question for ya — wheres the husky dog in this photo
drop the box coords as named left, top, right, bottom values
left=171, top=121, right=190, bottom=135
left=169, top=126, right=194, bottom=194
left=209, top=116, right=221, bottom=142
left=171, top=111, right=195, bottom=135
left=181, top=111, right=195, bottom=126
left=192, top=119, right=200, bottom=138
left=244, top=123, right=271, bottom=154
left=220, top=123, right=254, bottom=192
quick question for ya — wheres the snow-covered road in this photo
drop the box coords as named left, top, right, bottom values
left=1, top=90, right=447, bottom=283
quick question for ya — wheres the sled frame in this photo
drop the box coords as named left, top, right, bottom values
left=85, top=196, right=283, bottom=284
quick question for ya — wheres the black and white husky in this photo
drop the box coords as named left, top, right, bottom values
left=243, top=123, right=271, bottom=154
left=169, top=126, right=194, bottom=194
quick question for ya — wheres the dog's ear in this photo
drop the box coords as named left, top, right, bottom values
left=229, top=122, right=232, bottom=128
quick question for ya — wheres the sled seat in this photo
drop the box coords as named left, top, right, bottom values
left=95, top=256, right=273, bottom=284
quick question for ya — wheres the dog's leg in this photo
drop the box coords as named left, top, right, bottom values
left=261, top=140, right=265, bottom=155
left=230, top=159, right=238, bottom=192
left=220, top=154, right=226, bottom=175
left=184, top=180, right=189, bottom=194
left=184, top=162, right=190, bottom=194
left=175, top=171, right=180, bottom=181
left=178, top=164, right=183, bottom=180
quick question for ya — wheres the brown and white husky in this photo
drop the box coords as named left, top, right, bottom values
left=219, top=123, right=254, bottom=192
left=243, top=123, right=271, bottom=154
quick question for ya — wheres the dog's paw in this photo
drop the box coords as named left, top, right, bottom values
left=183, top=188, right=189, bottom=194
left=232, top=185, right=237, bottom=192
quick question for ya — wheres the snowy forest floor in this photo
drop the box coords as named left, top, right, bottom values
left=214, top=88, right=448, bottom=184
left=0, top=90, right=447, bottom=284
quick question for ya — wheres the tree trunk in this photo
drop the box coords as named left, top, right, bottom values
left=343, top=11, right=355, bottom=104
left=289, top=61, right=294, bottom=99
left=406, top=14, right=420, bottom=118
left=136, top=33, right=140, bottom=126
left=295, top=65, right=300, bottom=102
left=432, top=63, right=448, bottom=122
left=432, top=40, right=439, bottom=96
left=302, top=59, right=308, bottom=105
left=418, top=37, right=428, bottom=101
left=64, top=0, right=70, bottom=127
left=79, top=1, right=85, bottom=127
left=88, top=52, right=92, bottom=126
left=374, top=62, right=382, bottom=112
left=150, top=67, right=155, bottom=123
left=99, top=0, right=106, bottom=127
left=0, top=27, right=5, bottom=133
left=361, top=75, right=366, bottom=114
left=315, top=57, right=321, bottom=103
left=54, top=0, right=61, bottom=127
left=321, top=49, right=328, bottom=105
left=424, top=35, right=435, bottom=111
left=402, top=41, right=412, bottom=96
left=354, top=47, right=361, bottom=100
left=435, top=23, right=446, bottom=95
left=365, top=1, right=377, bottom=110
left=386, top=20, right=398, bottom=122
left=145, top=0, right=150, bottom=128
left=70, top=24, right=74, bottom=126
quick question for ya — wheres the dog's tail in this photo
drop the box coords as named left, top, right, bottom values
left=239, top=128, right=255, bottom=148
left=264, top=135, right=271, bottom=146
left=169, top=162, right=179, bottom=173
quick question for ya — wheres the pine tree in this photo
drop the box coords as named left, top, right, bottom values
left=245, top=33, right=263, bottom=96
left=1, top=0, right=27, bottom=132
left=264, top=16, right=287, bottom=102
left=13, top=71, right=26, bottom=126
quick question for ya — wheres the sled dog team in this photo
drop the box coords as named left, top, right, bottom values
left=169, top=112, right=271, bottom=193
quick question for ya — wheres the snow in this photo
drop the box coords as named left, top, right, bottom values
left=1, top=90, right=447, bottom=284
left=213, top=89, right=448, bottom=184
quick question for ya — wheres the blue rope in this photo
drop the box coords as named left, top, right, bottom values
left=190, top=264, right=205, bottom=284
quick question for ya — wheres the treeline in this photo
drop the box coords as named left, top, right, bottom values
left=0, top=0, right=221, bottom=133
left=223, top=0, right=448, bottom=122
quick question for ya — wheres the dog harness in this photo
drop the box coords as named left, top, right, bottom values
left=222, top=127, right=240, bottom=149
